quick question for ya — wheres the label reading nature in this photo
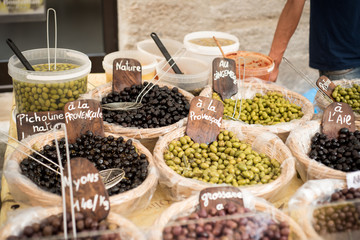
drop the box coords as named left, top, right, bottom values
left=316, top=75, right=336, bottom=101
left=64, top=157, right=110, bottom=221
left=199, top=187, right=243, bottom=211
left=321, top=102, right=355, bottom=139
left=212, top=58, right=237, bottom=100
left=186, top=96, right=224, bottom=144
left=113, top=58, right=142, bottom=92
left=64, top=99, right=104, bottom=142
left=16, top=110, right=64, bottom=141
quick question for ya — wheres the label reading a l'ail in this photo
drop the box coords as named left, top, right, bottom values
left=346, top=170, right=360, bottom=189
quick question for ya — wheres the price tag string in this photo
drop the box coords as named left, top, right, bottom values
left=282, top=57, right=333, bottom=103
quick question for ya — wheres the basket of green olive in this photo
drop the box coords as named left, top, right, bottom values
left=8, top=48, right=91, bottom=113
left=150, top=192, right=307, bottom=240
left=4, top=130, right=158, bottom=215
left=315, top=79, right=360, bottom=118
left=85, top=82, right=194, bottom=152
left=200, top=83, right=314, bottom=142
left=0, top=206, right=146, bottom=240
left=286, top=120, right=360, bottom=182
left=288, top=179, right=360, bottom=239
left=153, top=126, right=295, bottom=201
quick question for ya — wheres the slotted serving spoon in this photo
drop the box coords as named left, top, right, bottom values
left=0, top=131, right=125, bottom=190
left=101, top=47, right=186, bottom=111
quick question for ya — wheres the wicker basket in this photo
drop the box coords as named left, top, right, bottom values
left=0, top=207, right=146, bottom=240
left=153, top=125, right=296, bottom=201
left=288, top=179, right=346, bottom=240
left=4, top=131, right=158, bottom=215
left=150, top=194, right=307, bottom=240
left=200, top=83, right=314, bottom=142
left=286, top=120, right=360, bottom=182
left=85, top=82, right=194, bottom=152
left=315, top=79, right=360, bottom=119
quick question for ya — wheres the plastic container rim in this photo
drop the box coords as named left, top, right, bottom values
left=8, top=48, right=91, bottom=82
left=184, top=31, right=240, bottom=56
left=156, top=57, right=210, bottom=82
left=102, top=50, right=158, bottom=72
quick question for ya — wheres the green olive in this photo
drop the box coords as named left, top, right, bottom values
left=163, top=130, right=282, bottom=187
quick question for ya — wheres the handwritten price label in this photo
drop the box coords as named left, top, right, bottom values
left=64, top=157, right=110, bottom=221
left=16, top=110, right=65, bottom=141
left=316, top=76, right=335, bottom=101
left=186, top=96, right=224, bottom=144
left=212, top=58, right=237, bottom=100
left=64, top=99, right=104, bottom=143
left=347, top=171, right=360, bottom=189
left=321, top=102, right=355, bottom=139
left=113, top=58, right=142, bottom=92
left=199, top=187, right=243, bottom=211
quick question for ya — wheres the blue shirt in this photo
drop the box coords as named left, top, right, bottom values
left=309, top=0, right=360, bottom=71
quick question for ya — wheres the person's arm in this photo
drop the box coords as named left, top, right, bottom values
left=269, top=0, right=306, bottom=82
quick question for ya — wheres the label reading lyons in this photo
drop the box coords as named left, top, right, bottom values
left=186, top=96, right=224, bottom=144
left=64, top=157, right=110, bottom=221
left=321, top=102, right=355, bottom=139
left=16, top=110, right=65, bottom=141
left=199, top=187, right=243, bottom=211
left=113, top=58, right=142, bottom=92
left=64, top=99, right=104, bottom=142
left=212, top=57, right=237, bottom=100
left=316, top=75, right=336, bottom=101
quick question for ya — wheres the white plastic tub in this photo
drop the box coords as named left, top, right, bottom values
left=156, top=57, right=210, bottom=95
left=183, top=31, right=240, bottom=65
left=136, top=38, right=183, bottom=62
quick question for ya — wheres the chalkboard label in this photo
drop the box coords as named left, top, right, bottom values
left=113, top=58, right=142, bottom=92
left=64, top=157, right=110, bottom=221
left=316, top=75, right=336, bottom=101
left=321, top=102, right=355, bottom=139
left=186, top=96, right=224, bottom=144
left=199, top=187, right=243, bottom=211
left=64, top=99, right=104, bottom=143
left=16, top=110, right=65, bottom=141
left=212, top=57, right=237, bottom=100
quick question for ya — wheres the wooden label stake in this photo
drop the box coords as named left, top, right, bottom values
left=64, top=157, right=110, bottom=221
left=64, top=99, right=104, bottom=143
left=321, top=102, right=355, bottom=139
left=212, top=57, right=237, bottom=100
left=199, top=187, right=243, bottom=211
left=113, top=58, right=142, bottom=92
left=316, top=75, right=336, bottom=101
left=16, top=110, right=65, bottom=141
left=186, top=96, right=224, bottom=144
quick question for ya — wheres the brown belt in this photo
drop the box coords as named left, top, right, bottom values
left=320, top=68, right=354, bottom=75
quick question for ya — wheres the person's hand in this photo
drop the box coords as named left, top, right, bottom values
left=269, top=63, right=279, bottom=82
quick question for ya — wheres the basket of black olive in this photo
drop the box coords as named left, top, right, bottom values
left=0, top=206, right=146, bottom=240
left=288, top=179, right=360, bottom=239
left=85, top=82, right=194, bottom=152
left=315, top=79, right=360, bottom=119
left=200, top=82, right=314, bottom=142
left=4, top=130, right=158, bottom=215
left=150, top=191, right=307, bottom=240
left=286, top=120, right=360, bottom=181
left=153, top=125, right=296, bottom=201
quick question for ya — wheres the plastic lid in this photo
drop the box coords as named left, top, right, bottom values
left=184, top=31, right=240, bottom=56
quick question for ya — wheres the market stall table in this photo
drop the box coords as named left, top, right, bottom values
left=0, top=73, right=304, bottom=228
